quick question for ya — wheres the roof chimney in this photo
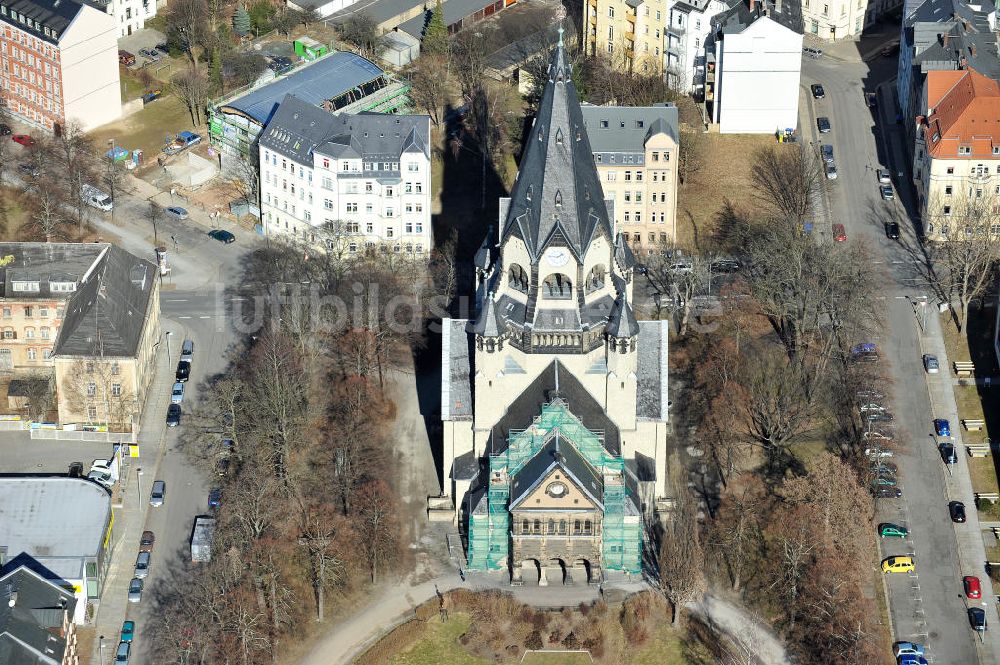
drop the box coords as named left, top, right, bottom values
left=943, top=33, right=950, bottom=47
left=970, top=44, right=977, bottom=57
left=749, top=0, right=756, bottom=12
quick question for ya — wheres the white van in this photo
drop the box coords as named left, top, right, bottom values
left=81, top=184, right=113, bottom=211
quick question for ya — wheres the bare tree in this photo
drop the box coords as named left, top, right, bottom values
left=23, top=175, right=70, bottom=242
left=63, top=358, right=138, bottom=430
left=102, top=156, right=128, bottom=225
left=355, top=479, right=398, bottom=583
left=923, top=189, right=1000, bottom=332
left=336, top=13, right=385, bottom=59
left=677, top=128, right=705, bottom=186
left=658, top=500, right=705, bottom=624
left=643, top=252, right=711, bottom=334
left=749, top=146, right=822, bottom=224
left=172, top=65, right=211, bottom=126
left=0, top=94, right=12, bottom=187
left=54, top=121, right=98, bottom=234
left=20, top=375, right=54, bottom=422
left=296, top=500, right=347, bottom=621
left=765, top=504, right=819, bottom=632
left=405, top=54, right=450, bottom=126
left=166, top=0, right=211, bottom=68
left=711, top=480, right=765, bottom=592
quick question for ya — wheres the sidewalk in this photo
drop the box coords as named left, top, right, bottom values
left=88, top=318, right=184, bottom=663
left=920, top=311, right=1000, bottom=661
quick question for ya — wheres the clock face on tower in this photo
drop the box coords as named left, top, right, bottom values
left=545, top=481, right=567, bottom=497
left=545, top=248, right=570, bottom=268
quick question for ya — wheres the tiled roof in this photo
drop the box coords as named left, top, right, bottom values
left=925, top=70, right=967, bottom=107
left=1, top=0, right=87, bottom=44
left=923, top=67, right=1000, bottom=159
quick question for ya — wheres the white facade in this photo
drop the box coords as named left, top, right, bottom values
left=100, top=0, right=157, bottom=38
left=259, top=140, right=432, bottom=254
left=287, top=0, right=356, bottom=18
left=709, top=16, right=802, bottom=133
left=667, top=0, right=728, bottom=93
left=60, top=4, right=121, bottom=131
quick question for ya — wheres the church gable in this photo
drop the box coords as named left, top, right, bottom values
left=511, top=466, right=600, bottom=512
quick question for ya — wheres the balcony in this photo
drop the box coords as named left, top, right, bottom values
left=590, top=13, right=597, bottom=25
left=625, top=30, right=635, bottom=40
left=706, top=70, right=715, bottom=82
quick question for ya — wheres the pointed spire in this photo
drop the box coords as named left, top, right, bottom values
left=473, top=294, right=503, bottom=337
left=474, top=229, right=493, bottom=270
left=607, top=292, right=639, bottom=339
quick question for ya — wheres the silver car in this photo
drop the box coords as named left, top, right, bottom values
left=149, top=480, right=165, bottom=507
left=127, top=578, right=143, bottom=603
left=923, top=354, right=939, bottom=373
left=877, top=168, right=892, bottom=184
left=134, top=551, right=151, bottom=579
left=825, top=163, right=838, bottom=180
left=165, top=206, right=189, bottom=220
left=171, top=382, right=185, bottom=404
left=116, top=641, right=130, bottom=664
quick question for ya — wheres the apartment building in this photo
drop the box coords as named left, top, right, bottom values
left=913, top=67, right=1000, bottom=240
left=582, top=0, right=670, bottom=74
left=801, top=0, right=899, bottom=39
left=257, top=94, right=433, bottom=254
left=666, top=0, right=729, bottom=94
left=896, top=0, right=999, bottom=156
left=580, top=103, right=680, bottom=252
left=0, top=243, right=160, bottom=427
left=91, top=0, right=157, bottom=38
left=0, top=0, right=121, bottom=132
left=705, top=0, right=803, bottom=133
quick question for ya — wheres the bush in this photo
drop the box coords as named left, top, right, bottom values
left=562, top=631, right=580, bottom=649
left=355, top=619, right=426, bottom=665
left=583, top=635, right=606, bottom=659
left=548, top=628, right=563, bottom=644
left=414, top=597, right=439, bottom=621
left=525, top=630, right=543, bottom=650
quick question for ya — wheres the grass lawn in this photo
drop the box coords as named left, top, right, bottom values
left=675, top=133, right=777, bottom=249
left=953, top=384, right=987, bottom=427
left=87, top=95, right=194, bottom=165
left=387, top=614, right=488, bottom=665
left=522, top=654, right=594, bottom=664
left=631, top=626, right=697, bottom=665
left=970, top=456, right=1000, bottom=494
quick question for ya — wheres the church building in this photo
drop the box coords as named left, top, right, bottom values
left=439, top=32, right=670, bottom=585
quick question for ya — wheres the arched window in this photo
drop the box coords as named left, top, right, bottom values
left=533, top=519, right=541, bottom=534
left=508, top=264, right=529, bottom=293
left=559, top=520, right=567, bottom=534
left=522, top=519, right=529, bottom=534
left=542, top=273, right=573, bottom=299
left=584, top=265, right=606, bottom=294
left=548, top=519, right=555, bottom=534
left=574, top=519, right=581, bottom=535
left=584, top=520, right=593, bottom=535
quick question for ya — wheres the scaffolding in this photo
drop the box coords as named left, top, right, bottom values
left=466, top=399, right=642, bottom=573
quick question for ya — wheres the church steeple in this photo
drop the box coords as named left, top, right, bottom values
left=499, top=32, right=613, bottom=263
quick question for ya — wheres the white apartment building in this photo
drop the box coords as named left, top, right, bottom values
left=0, top=0, right=121, bottom=132
left=257, top=94, right=433, bottom=255
left=705, top=0, right=803, bottom=133
left=666, top=0, right=729, bottom=94
left=93, top=0, right=157, bottom=38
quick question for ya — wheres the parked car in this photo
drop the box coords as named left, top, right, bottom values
left=127, top=578, right=143, bottom=603
left=879, top=523, right=908, bottom=538
left=811, top=83, right=825, bottom=99
left=120, top=620, right=135, bottom=643
left=825, top=163, right=838, bottom=180
left=924, top=354, right=939, bottom=373
left=139, top=48, right=161, bottom=62
left=859, top=402, right=885, bottom=413
left=833, top=223, right=847, bottom=242
left=181, top=338, right=194, bottom=357
left=803, top=46, right=823, bottom=58
left=875, top=487, right=902, bottom=498
left=881, top=555, right=915, bottom=573
left=817, top=116, right=831, bottom=133
left=885, top=221, right=900, bottom=239
left=176, top=360, right=191, bottom=382
left=711, top=258, right=741, bottom=273
left=874, top=475, right=898, bottom=487
left=856, top=389, right=885, bottom=400
left=940, top=442, right=958, bottom=464
left=139, top=530, right=155, bottom=553
left=871, top=461, right=898, bottom=474
left=865, top=92, right=877, bottom=108
left=141, top=89, right=162, bottom=105
left=18, top=163, right=40, bottom=177
left=893, top=642, right=925, bottom=658
left=149, top=480, right=166, bottom=507
left=820, top=144, right=834, bottom=163
left=964, top=575, right=983, bottom=599
left=949, top=500, right=967, bottom=523
left=216, top=458, right=230, bottom=477
left=863, top=427, right=895, bottom=441
left=12, top=134, right=34, bottom=146
left=898, top=656, right=928, bottom=665
left=164, top=206, right=189, bottom=220
left=864, top=411, right=894, bottom=423
left=969, top=607, right=988, bottom=631
left=268, top=55, right=294, bottom=74
left=166, top=403, right=181, bottom=427
left=877, top=168, right=892, bottom=184
left=163, top=131, right=202, bottom=155
left=934, top=418, right=951, bottom=437
left=134, top=551, right=151, bottom=579
left=155, top=42, right=169, bottom=54
left=880, top=184, right=895, bottom=200
left=851, top=343, right=879, bottom=361
left=866, top=448, right=895, bottom=459
left=171, top=382, right=185, bottom=404
left=209, top=229, right=236, bottom=244
left=208, top=488, right=222, bottom=509
left=118, top=50, right=136, bottom=66
left=115, top=641, right=130, bottom=664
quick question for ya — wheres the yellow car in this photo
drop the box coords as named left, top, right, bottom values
left=882, top=556, right=915, bottom=574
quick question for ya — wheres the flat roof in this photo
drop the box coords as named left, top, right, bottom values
left=219, top=51, right=387, bottom=125
left=324, top=0, right=425, bottom=26
left=0, top=477, right=111, bottom=564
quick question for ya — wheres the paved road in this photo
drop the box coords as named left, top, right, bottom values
left=801, top=39, right=997, bottom=664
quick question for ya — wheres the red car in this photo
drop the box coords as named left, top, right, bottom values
left=964, top=575, right=982, bottom=599
left=12, top=134, right=34, bottom=146
left=833, top=223, right=847, bottom=242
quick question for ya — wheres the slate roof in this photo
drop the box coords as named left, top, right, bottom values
left=398, top=0, right=505, bottom=38
left=52, top=245, right=157, bottom=358
left=607, top=293, right=639, bottom=339
left=711, top=0, right=803, bottom=35
left=323, top=0, right=425, bottom=26
left=258, top=94, right=430, bottom=166
left=441, top=319, right=473, bottom=420
left=579, top=104, right=679, bottom=155
left=907, top=0, right=1000, bottom=81
left=219, top=52, right=387, bottom=125
left=472, top=295, right=503, bottom=337
left=636, top=320, right=669, bottom=420
left=1, top=0, right=87, bottom=44
left=509, top=436, right=604, bottom=509
left=922, top=67, right=1000, bottom=158
left=499, top=44, right=614, bottom=263
left=490, top=360, right=620, bottom=454
left=0, top=243, right=105, bottom=300
left=0, top=566, right=75, bottom=665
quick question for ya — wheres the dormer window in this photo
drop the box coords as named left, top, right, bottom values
left=959, top=145, right=972, bottom=155
left=50, top=282, right=76, bottom=292
left=11, top=281, right=39, bottom=293
left=992, top=146, right=1000, bottom=155
left=931, top=132, right=940, bottom=143
left=600, top=120, right=609, bottom=128
left=555, top=128, right=564, bottom=145
left=555, top=190, right=563, bottom=207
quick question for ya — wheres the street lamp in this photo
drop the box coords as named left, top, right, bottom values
left=99, top=635, right=106, bottom=665
left=165, top=331, right=173, bottom=361
left=136, top=467, right=144, bottom=512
